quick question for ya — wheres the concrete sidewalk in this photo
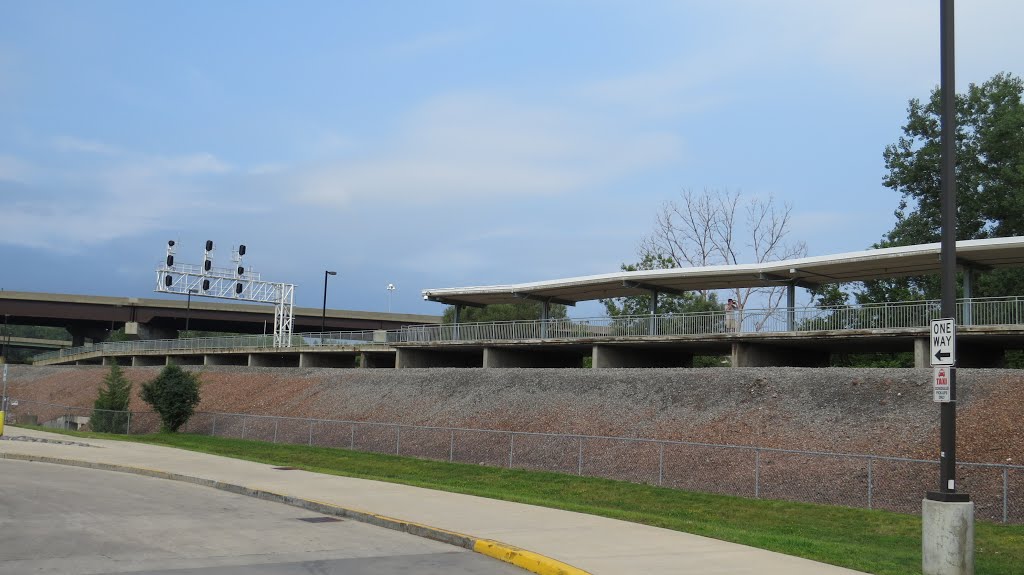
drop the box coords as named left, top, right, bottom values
left=0, top=427, right=866, bottom=575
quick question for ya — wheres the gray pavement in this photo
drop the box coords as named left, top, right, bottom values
left=0, top=458, right=522, bottom=575
left=0, top=427, right=867, bottom=575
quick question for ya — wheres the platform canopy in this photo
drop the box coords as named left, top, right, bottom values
left=422, top=237, right=1024, bottom=307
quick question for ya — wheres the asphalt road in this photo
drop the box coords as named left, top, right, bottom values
left=0, top=459, right=524, bottom=575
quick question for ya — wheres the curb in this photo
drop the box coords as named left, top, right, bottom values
left=0, top=451, right=591, bottom=575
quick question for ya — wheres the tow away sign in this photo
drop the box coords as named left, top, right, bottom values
left=933, top=367, right=951, bottom=403
left=929, top=318, right=956, bottom=366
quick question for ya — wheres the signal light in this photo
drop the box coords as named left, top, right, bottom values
left=237, top=266, right=244, bottom=276
left=204, top=260, right=212, bottom=272
left=205, top=240, right=214, bottom=252
left=235, top=283, right=243, bottom=294
left=168, top=240, right=175, bottom=247
left=202, top=279, right=210, bottom=291
left=166, top=255, right=174, bottom=266
left=164, top=275, right=173, bottom=287
left=238, top=244, right=246, bottom=256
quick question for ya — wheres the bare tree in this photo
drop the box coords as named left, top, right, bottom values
left=640, top=188, right=807, bottom=328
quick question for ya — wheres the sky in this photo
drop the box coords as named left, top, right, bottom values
left=2, top=1, right=1024, bottom=318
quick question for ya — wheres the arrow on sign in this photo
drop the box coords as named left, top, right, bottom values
left=934, top=350, right=951, bottom=362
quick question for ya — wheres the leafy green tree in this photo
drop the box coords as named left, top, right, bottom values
left=601, top=253, right=722, bottom=317
left=6, top=325, right=72, bottom=340
left=442, top=301, right=568, bottom=323
left=141, top=365, right=201, bottom=432
left=807, top=284, right=850, bottom=308
left=863, top=72, right=1024, bottom=303
left=92, top=363, right=132, bottom=433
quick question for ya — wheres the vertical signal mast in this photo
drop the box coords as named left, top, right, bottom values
left=155, top=240, right=296, bottom=347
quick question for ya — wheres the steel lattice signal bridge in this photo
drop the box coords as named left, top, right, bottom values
left=155, top=240, right=296, bottom=347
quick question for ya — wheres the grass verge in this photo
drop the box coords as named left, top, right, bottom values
left=12, top=426, right=1023, bottom=575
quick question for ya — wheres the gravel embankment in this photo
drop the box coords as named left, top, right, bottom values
left=5, top=365, right=1021, bottom=463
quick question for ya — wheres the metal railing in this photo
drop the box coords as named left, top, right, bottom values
left=8, top=398, right=1022, bottom=524
left=32, top=296, right=1024, bottom=364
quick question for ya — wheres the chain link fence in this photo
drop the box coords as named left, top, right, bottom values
left=7, top=398, right=1021, bottom=524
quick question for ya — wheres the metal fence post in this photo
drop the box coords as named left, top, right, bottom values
left=509, top=433, right=515, bottom=469
left=659, top=442, right=665, bottom=486
left=1005, top=467, right=1010, bottom=524
left=395, top=425, right=401, bottom=455
left=273, top=419, right=279, bottom=443
left=308, top=420, right=313, bottom=446
left=577, top=437, right=583, bottom=476
left=754, top=449, right=761, bottom=499
left=126, top=410, right=132, bottom=435
left=241, top=416, right=246, bottom=439
left=212, top=414, right=217, bottom=436
left=449, top=430, right=455, bottom=462
left=867, top=458, right=873, bottom=509
left=350, top=424, right=355, bottom=449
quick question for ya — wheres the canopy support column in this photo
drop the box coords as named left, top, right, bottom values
left=787, top=283, right=797, bottom=332
left=649, top=290, right=659, bottom=335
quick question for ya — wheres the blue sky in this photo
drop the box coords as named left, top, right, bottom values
left=2, top=1, right=1023, bottom=317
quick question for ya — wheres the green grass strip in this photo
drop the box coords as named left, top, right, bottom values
left=15, top=426, right=1024, bottom=575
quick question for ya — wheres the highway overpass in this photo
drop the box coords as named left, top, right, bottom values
left=0, top=291, right=439, bottom=346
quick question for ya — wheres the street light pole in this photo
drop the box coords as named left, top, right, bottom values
left=185, top=289, right=198, bottom=336
left=322, top=271, right=337, bottom=333
left=387, top=283, right=396, bottom=313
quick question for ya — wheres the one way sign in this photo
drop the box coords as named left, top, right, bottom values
left=930, top=318, right=956, bottom=367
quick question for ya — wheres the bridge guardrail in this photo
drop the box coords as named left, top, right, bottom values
left=31, top=296, right=1024, bottom=364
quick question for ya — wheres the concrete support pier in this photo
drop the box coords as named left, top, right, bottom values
left=731, top=342, right=829, bottom=367
left=124, top=322, right=177, bottom=341
left=922, top=499, right=974, bottom=575
left=915, top=337, right=931, bottom=368
left=592, top=345, right=693, bottom=368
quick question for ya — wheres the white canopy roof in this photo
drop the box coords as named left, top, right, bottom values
left=422, top=237, right=1024, bottom=306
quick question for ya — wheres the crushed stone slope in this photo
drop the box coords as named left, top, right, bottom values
left=5, top=365, right=1021, bottom=464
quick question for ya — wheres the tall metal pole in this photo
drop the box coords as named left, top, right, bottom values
left=322, top=271, right=337, bottom=333
left=184, top=289, right=197, bottom=335
left=930, top=0, right=967, bottom=503
left=1, top=314, right=8, bottom=363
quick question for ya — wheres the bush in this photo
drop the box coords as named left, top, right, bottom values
left=92, top=363, right=132, bottom=433
left=141, top=364, right=201, bottom=432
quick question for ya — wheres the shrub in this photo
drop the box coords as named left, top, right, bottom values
left=92, top=363, right=132, bottom=433
left=141, top=364, right=201, bottom=432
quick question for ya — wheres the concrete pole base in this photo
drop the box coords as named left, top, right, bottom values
left=922, top=499, right=974, bottom=575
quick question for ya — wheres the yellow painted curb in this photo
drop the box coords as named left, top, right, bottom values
left=474, top=539, right=590, bottom=575
left=0, top=451, right=592, bottom=575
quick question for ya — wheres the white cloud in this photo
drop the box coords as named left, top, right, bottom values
left=583, top=0, right=1024, bottom=120
left=0, top=140, right=243, bottom=252
left=296, top=93, right=682, bottom=206
left=150, top=153, right=232, bottom=175
left=53, top=135, right=123, bottom=156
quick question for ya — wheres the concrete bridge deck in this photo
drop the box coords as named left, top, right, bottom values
left=32, top=323, right=1024, bottom=369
